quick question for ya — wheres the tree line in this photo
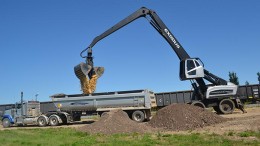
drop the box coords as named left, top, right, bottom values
left=228, top=72, right=260, bottom=85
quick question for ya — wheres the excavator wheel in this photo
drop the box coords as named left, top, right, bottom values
left=218, top=99, right=235, bottom=114
left=191, top=101, right=205, bottom=109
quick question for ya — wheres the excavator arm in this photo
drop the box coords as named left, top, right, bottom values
left=75, top=7, right=228, bottom=98
left=80, top=7, right=189, bottom=60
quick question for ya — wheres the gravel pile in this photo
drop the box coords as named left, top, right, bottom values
left=78, top=109, right=153, bottom=134
left=149, top=103, right=226, bottom=131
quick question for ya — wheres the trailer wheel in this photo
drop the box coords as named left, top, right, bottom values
left=37, top=116, right=47, bottom=127
left=219, top=99, right=235, bottom=114
left=132, top=111, right=145, bottom=122
left=191, top=101, right=205, bottom=109
left=2, top=118, right=11, bottom=128
left=49, top=115, right=60, bottom=126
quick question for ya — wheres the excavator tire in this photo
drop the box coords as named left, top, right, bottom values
left=191, top=101, right=205, bottom=109
left=218, top=99, right=235, bottom=114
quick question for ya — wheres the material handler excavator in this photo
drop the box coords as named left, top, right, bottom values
left=74, top=7, right=245, bottom=114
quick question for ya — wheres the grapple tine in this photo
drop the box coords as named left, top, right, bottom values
left=74, top=63, right=105, bottom=80
left=94, top=67, right=105, bottom=78
left=74, top=62, right=105, bottom=94
left=74, top=62, right=91, bottom=80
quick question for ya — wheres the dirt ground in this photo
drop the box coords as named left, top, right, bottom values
left=194, top=107, right=260, bottom=134
left=1, top=107, right=260, bottom=136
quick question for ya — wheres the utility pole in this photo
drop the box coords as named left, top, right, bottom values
left=35, top=93, right=39, bottom=101
left=21, top=92, right=24, bottom=116
left=257, top=72, right=260, bottom=84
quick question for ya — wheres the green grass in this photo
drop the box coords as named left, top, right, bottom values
left=238, top=130, right=260, bottom=138
left=0, top=128, right=259, bottom=146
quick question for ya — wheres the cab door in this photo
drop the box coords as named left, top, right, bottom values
left=180, top=58, right=205, bottom=80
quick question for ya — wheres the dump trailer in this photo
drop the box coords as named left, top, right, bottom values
left=50, top=89, right=157, bottom=123
left=1, top=90, right=156, bottom=128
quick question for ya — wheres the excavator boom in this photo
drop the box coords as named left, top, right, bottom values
left=75, top=7, right=228, bottom=98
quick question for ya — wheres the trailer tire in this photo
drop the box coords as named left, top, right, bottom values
left=37, top=116, right=47, bottom=127
left=49, top=115, right=60, bottom=126
left=191, top=101, right=205, bottom=109
left=2, top=118, right=11, bottom=128
left=219, top=99, right=235, bottom=114
left=132, top=110, right=145, bottom=122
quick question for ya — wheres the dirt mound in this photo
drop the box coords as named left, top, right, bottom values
left=78, top=110, right=153, bottom=134
left=149, top=104, right=226, bottom=131
left=79, top=104, right=226, bottom=134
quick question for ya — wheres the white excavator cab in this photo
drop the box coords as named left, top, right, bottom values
left=180, top=58, right=205, bottom=80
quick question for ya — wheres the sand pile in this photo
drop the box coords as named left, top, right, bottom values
left=149, top=103, right=226, bottom=131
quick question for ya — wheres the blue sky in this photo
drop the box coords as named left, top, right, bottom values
left=0, top=1, right=259, bottom=104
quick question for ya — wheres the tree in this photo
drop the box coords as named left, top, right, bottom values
left=245, top=81, right=249, bottom=85
left=229, top=71, right=239, bottom=85
left=257, top=72, right=260, bottom=84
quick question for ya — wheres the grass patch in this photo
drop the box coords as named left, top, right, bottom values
left=0, top=128, right=259, bottom=146
left=238, top=130, right=260, bottom=138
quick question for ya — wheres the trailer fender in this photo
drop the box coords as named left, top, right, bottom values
left=2, top=115, right=14, bottom=124
left=57, top=112, right=73, bottom=124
